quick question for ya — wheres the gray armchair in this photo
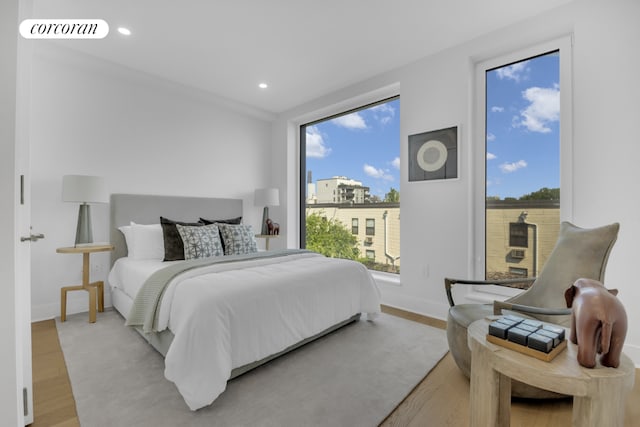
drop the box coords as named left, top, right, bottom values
left=445, top=221, right=619, bottom=398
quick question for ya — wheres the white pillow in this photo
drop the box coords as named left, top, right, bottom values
left=118, top=225, right=133, bottom=251
left=128, top=222, right=165, bottom=260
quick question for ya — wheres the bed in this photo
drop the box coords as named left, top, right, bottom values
left=107, top=194, right=382, bottom=410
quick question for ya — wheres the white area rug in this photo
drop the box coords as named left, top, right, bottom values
left=57, top=310, right=448, bottom=427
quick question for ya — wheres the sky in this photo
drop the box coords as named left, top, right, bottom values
left=486, top=51, right=560, bottom=199
left=305, top=98, right=400, bottom=200
left=305, top=51, right=559, bottom=201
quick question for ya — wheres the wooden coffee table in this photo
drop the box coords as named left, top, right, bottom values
left=468, top=318, right=635, bottom=427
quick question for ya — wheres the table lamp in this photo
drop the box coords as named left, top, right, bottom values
left=254, top=188, right=279, bottom=235
left=62, top=175, right=108, bottom=246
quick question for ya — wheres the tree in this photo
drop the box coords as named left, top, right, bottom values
left=384, top=188, right=400, bottom=203
left=305, top=211, right=360, bottom=260
left=519, top=187, right=560, bottom=201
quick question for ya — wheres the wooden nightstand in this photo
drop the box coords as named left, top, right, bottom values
left=255, top=234, right=279, bottom=251
left=57, top=244, right=114, bottom=323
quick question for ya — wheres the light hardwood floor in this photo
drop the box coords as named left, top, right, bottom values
left=31, top=308, right=640, bottom=426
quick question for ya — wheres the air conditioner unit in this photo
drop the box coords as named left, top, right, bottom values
left=365, top=236, right=373, bottom=244
left=511, top=249, right=526, bottom=259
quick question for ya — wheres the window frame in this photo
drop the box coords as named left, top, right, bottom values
left=298, top=94, right=399, bottom=249
left=509, top=223, right=529, bottom=248
left=351, top=218, right=359, bottom=235
left=472, top=36, right=573, bottom=289
left=365, top=218, right=375, bottom=236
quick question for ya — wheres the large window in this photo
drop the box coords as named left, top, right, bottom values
left=300, top=97, right=400, bottom=274
left=482, top=46, right=568, bottom=281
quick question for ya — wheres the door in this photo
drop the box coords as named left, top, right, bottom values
left=16, top=0, right=36, bottom=423
left=1, top=1, right=28, bottom=425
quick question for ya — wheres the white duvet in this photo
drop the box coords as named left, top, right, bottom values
left=111, top=252, right=381, bottom=410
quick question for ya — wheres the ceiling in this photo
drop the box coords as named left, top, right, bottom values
left=31, top=0, right=572, bottom=115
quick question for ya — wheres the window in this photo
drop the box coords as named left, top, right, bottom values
left=509, top=223, right=528, bottom=248
left=509, top=267, right=528, bottom=277
left=300, top=97, right=400, bottom=274
left=475, top=36, right=572, bottom=283
left=365, top=218, right=375, bottom=236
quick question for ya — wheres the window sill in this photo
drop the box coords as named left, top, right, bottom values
left=370, top=270, right=401, bottom=287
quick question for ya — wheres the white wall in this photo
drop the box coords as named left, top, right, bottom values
left=274, top=0, right=640, bottom=365
left=29, top=44, right=275, bottom=320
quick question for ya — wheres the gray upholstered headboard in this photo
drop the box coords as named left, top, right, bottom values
left=110, top=193, right=243, bottom=266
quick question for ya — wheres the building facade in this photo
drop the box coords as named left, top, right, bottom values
left=485, top=200, right=560, bottom=280
left=306, top=203, right=400, bottom=272
left=313, top=176, right=370, bottom=204
left=306, top=199, right=560, bottom=278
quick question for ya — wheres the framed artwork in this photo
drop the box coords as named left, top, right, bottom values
left=408, top=126, right=458, bottom=181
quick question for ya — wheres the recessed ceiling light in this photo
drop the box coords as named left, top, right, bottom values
left=258, top=83, right=268, bottom=89
left=117, top=27, right=131, bottom=36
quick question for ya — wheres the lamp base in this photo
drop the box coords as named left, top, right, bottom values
left=75, top=203, right=93, bottom=246
left=261, top=206, right=269, bottom=235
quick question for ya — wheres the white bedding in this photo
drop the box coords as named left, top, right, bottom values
left=108, top=252, right=381, bottom=410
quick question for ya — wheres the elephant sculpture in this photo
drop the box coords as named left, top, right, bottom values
left=266, top=219, right=280, bottom=235
left=564, top=278, right=627, bottom=368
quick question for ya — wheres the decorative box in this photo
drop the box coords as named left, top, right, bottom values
left=527, top=332, right=554, bottom=353
left=489, top=320, right=515, bottom=339
left=507, top=327, right=533, bottom=346
left=537, top=328, right=562, bottom=347
left=542, top=325, right=565, bottom=342
left=522, top=319, right=543, bottom=329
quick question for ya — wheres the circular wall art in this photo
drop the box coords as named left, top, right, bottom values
left=416, top=139, right=448, bottom=172
left=408, top=126, right=458, bottom=181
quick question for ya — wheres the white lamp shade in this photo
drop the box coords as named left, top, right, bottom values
left=254, top=188, right=279, bottom=207
left=62, top=175, right=108, bottom=203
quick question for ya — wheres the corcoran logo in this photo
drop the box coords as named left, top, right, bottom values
left=19, top=19, right=109, bottom=39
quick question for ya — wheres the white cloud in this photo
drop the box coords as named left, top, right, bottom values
left=370, top=103, right=396, bottom=125
left=305, top=126, right=331, bottom=158
left=491, top=106, right=504, bottom=113
left=518, top=85, right=559, bottom=133
left=499, top=160, right=527, bottom=173
left=332, top=112, right=367, bottom=129
left=486, top=132, right=496, bottom=142
left=391, top=157, right=400, bottom=169
left=487, top=152, right=497, bottom=160
left=364, top=164, right=394, bottom=181
left=496, top=61, right=529, bottom=82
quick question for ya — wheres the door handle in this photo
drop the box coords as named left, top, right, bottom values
left=20, top=233, right=45, bottom=242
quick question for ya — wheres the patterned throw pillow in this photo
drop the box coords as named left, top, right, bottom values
left=218, top=224, right=258, bottom=255
left=176, top=224, right=223, bottom=260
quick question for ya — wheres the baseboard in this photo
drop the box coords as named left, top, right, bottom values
left=32, top=296, right=113, bottom=322
left=381, top=304, right=447, bottom=330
